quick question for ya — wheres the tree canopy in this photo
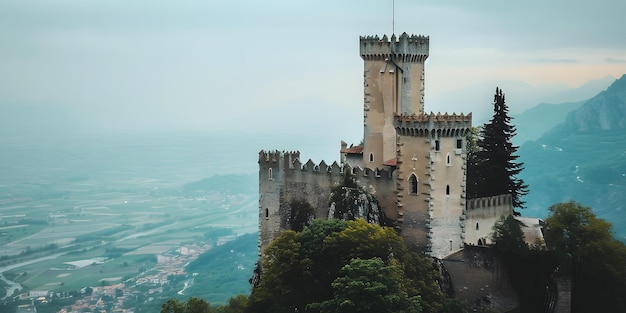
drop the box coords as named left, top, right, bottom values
left=247, top=219, right=448, bottom=313
left=309, top=258, right=423, bottom=313
left=544, top=201, right=626, bottom=312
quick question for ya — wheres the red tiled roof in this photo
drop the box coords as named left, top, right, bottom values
left=383, top=159, right=397, bottom=166
left=340, top=145, right=363, bottom=154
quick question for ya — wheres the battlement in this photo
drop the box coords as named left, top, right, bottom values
left=258, top=150, right=301, bottom=167
left=466, top=194, right=512, bottom=210
left=360, top=32, right=429, bottom=62
left=395, top=112, right=472, bottom=137
left=259, top=149, right=394, bottom=179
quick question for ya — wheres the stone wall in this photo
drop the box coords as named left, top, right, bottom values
left=464, top=194, right=513, bottom=246
left=442, top=246, right=518, bottom=312
left=258, top=150, right=396, bottom=253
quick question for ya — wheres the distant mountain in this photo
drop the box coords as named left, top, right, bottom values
left=513, top=100, right=585, bottom=145
left=429, top=76, right=615, bottom=124
left=518, top=74, right=626, bottom=241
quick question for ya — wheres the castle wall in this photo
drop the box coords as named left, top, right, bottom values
left=258, top=150, right=396, bottom=254
left=464, top=194, right=513, bottom=246
left=442, top=246, right=519, bottom=312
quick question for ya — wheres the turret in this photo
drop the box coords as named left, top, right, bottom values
left=360, top=33, right=430, bottom=169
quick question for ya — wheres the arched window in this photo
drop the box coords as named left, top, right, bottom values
left=446, top=153, right=451, bottom=166
left=268, top=168, right=273, bottom=180
left=446, top=184, right=450, bottom=196
left=369, top=153, right=374, bottom=162
left=476, top=222, right=480, bottom=230
left=408, top=174, right=418, bottom=195
left=265, top=208, right=269, bottom=219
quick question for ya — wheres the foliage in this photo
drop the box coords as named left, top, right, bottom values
left=247, top=219, right=445, bottom=313
left=217, top=294, right=248, bottom=313
left=288, top=198, right=315, bottom=232
left=492, top=215, right=559, bottom=313
left=492, top=215, right=528, bottom=257
left=308, top=258, right=423, bottom=313
left=328, top=171, right=386, bottom=225
left=544, top=201, right=626, bottom=312
left=468, top=88, right=528, bottom=208
left=161, top=295, right=249, bottom=313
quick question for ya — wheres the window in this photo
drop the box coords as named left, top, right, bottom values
left=456, top=139, right=462, bottom=149
left=265, top=208, right=269, bottom=219
left=435, top=140, right=440, bottom=151
left=369, top=153, right=374, bottom=162
left=446, top=153, right=451, bottom=166
left=268, top=168, right=273, bottom=180
left=476, top=222, right=480, bottom=230
left=446, top=184, right=450, bottom=196
left=408, top=174, right=418, bottom=195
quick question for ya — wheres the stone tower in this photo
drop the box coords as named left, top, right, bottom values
left=360, top=33, right=429, bottom=169
left=394, top=113, right=471, bottom=258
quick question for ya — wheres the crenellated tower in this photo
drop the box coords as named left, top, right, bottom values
left=393, top=113, right=472, bottom=258
left=360, top=33, right=429, bottom=169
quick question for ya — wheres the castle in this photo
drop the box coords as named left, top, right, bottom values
left=258, top=33, right=512, bottom=259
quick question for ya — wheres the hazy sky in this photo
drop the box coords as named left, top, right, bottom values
left=2, top=0, right=626, bottom=143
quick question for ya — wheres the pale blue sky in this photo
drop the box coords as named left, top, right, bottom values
left=1, top=0, right=625, bottom=144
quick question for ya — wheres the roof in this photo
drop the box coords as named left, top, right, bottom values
left=514, top=216, right=545, bottom=246
left=383, top=159, right=397, bottom=166
left=340, top=145, right=363, bottom=154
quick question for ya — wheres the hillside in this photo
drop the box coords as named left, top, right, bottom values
left=518, top=74, right=626, bottom=241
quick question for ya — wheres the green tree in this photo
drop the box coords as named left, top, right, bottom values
left=217, top=294, right=248, bottom=313
left=492, top=215, right=558, bottom=313
left=492, top=215, right=528, bottom=257
left=248, top=219, right=445, bottom=313
left=309, top=258, right=422, bottom=313
left=544, top=201, right=626, bottom=312
left=161, top=299, right=184, bottom=313
left=185, top=297, right=215, bottom=313
left=469, top=88, right=528, bottom=208
left=288, top=198, right=315, bottom=232
left=329, top=171, right=386, bottom=224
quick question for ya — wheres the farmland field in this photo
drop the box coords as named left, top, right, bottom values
left=0, top=131, right=266, bottom=307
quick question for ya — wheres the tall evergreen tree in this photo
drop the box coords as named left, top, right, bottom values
left=471, top=88, right=528, bottom=208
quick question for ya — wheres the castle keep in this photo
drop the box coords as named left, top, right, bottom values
left=258, top=33, right=512, bottom=259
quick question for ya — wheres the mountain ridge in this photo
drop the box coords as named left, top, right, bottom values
left=518, top=74, right=626, bottom=241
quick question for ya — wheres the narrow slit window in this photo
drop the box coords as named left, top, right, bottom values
left=408, top=174, right=418, bottom=195
left=446, top=153, right=451, bottom=166
left=476, top=222, right=480, bottom=230
left=369, top=153, right=374, bottom=162
left=446, top=184, right=450, bottom=196
left=435, top=140, right=440, bottom=151
left=268, top=168, right=273, bottom=180
left=265, top=208, right=269, bottom=219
